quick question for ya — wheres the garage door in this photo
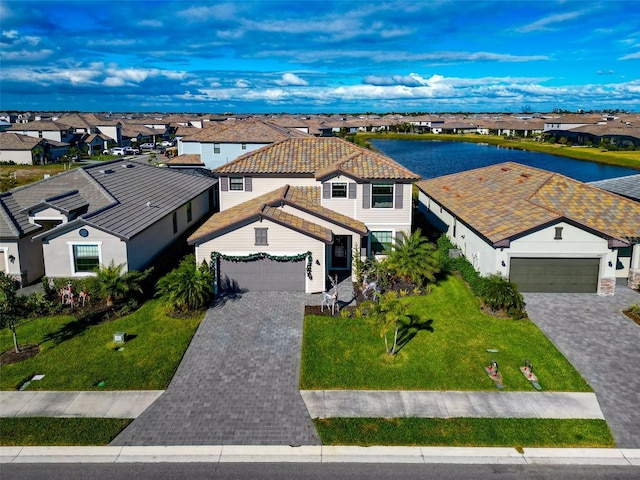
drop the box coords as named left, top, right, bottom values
left=219, top=258, right=306, bottom=292
left=509, top=258, right=599, bottom=293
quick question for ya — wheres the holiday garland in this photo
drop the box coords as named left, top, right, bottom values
left=210, top=251, right=313, bottom=280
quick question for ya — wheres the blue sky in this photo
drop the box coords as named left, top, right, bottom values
left=1, top=0, right=639, bottom=113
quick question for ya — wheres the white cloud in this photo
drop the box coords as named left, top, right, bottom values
left=619, top=51, right=640, bottom=60
left=139, top=19, right=163, bottom=28
left=275, top=73, right=308, bottom=86
left=235, top=79, right=250, bottom=88
left=178, top=3, right=237, bottom=21
left=516, top=10, right=589, bottom=33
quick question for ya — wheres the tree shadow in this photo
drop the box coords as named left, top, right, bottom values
left=394, top=315, right=434, bottom=353
left=42, top=305, right=115, bottom=345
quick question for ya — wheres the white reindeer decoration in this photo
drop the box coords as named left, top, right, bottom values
left=362, top=274, right=378, bottom=300
left=321, top=275, right=339, bottom=315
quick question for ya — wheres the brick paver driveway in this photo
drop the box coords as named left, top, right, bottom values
left=112, top=291, right=320, bottom=446
left=524, top=285, right=640, bottom=448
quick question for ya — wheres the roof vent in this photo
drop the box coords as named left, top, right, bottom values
left=520, top=173, right=531, bottom=178
left=99, top=169, right=114, bottom=174
left=146, top=201, right=152, bottom=207
left=121, top=163, right=133, bottom=168
left=501, top=167, right=511, bottom=172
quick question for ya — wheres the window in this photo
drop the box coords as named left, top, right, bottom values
left=172, top=211, right=178, bottom=234
left=73, top=244, right=100, bottom=272
left=230, top=177, right=244, bottom=191
left=186, top=201, right=192, bottom=222
left=331, top=183, right=347, bottom=198
left=372, top=184, right=393, bottom=208
left=371, top=231, right=392, bottom=254
left=554, top=226, right=563, bottom=240
left=255, top=228, right=268, bottom=246
left=214, top=143, right=220, bottom=154
left=241, top=143, right=247, bottom=150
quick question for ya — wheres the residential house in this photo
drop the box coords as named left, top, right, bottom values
left=416, top=162, right=640, bottom=296
left=0, top=132, right=47, bottom=165
left=179, top=117, right=311, bottom=170
left=0, top=159, right=216, bottom=285
left=188, top=137, right=421, bottom=293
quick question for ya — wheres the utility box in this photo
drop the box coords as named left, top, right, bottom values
left=113, top=332, right=126, bottom=343
left=449, top=249, right=462, bottom=259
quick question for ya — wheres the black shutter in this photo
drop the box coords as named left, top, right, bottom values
left=323, top=183, right=331, bottom=199
left=220, top=176, right=228, bottom=191
left=394, top=183, right=403, bottom=209
left=348, top=182, right=357, bottom=199
left=244, top=176, right=252, bottom=192
left=362, top=183, right=371, bottom=209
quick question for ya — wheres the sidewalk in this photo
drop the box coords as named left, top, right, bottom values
left=0, top=391, right=163, bottom=418
left=301, top=390, right=604, bottom=419
left=1, top=389, right=603, bottom=420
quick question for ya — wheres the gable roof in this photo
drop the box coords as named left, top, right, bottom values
left=0, top=132, right=45, bottom=151
left=214, top=137, right=421, bottom=182
left=589, top=174, right=640, bottom=202
left=1, top=160, right=216, bottom=241
left=188, top=184, right=367, bottom=245
left=416, top=162, right=640, bottom=246
left=181, top=117, right=310, bottom=144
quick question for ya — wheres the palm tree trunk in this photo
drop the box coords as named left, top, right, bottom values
left=384, top=334, right=390, bottom=354
left=12, top=329, right=20, bottom=354
left=391, top=324, right=399, bottom=355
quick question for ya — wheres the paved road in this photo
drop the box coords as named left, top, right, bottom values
left=524, top=285, right=640, bottom=448
left=111, top=291, right=320, bottom=446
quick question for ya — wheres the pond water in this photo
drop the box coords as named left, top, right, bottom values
left=370, top=139, right=640, bottom=182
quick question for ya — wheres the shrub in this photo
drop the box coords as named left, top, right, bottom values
left=156, top=254, right=213, bottom=314
left=478, top=274, right=525, bottom=317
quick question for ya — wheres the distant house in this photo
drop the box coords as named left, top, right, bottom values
left=0, top=159, right=217, bottom=285
left=416, top=162, right=640, bottom=296
left=0, top=132, right=47, bottom=165
left=179, top=117, right=311, bottom=170
left=188, top=137, right=421, bottom=293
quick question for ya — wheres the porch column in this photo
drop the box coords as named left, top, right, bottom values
left=628, top=243, right=640, bottom=290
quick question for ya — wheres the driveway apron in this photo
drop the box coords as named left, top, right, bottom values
left=523, top=285, right=640, bottom=448
left=111, top=291, right=320, bottom=446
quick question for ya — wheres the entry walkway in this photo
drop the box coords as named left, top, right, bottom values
left=301, top=390, right=604, bottom=419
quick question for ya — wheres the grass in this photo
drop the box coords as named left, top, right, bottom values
left=0, top=299, right=203, bottom=391
left=300, top=275, right=591, bottom=392
left=314, top=418, right=615, bottom=448
left=360, top=133, right=640, bottom=170
left=0, top=418, right=131, bottom=446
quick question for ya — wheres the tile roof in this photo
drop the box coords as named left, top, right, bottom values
left=188, top=184, right=367, bottom=245
left=416, top=162, right=640, bottom=246
left=0, top=132, right=44, bottom=150
left=589, top=174, right=640, bottom=202
left=181, top=117, right=310, bottom=144
left=214, top=137, right=421, bottom=181
left=165, top=154, right=205, bottom=166
left=1, top=160, right=216, bottom=241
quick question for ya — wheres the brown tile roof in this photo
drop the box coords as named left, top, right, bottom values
left=416, top=162, right=640, bottom=246
left=181, top=117, right=310, bottom=144
left=165, top=154, right=204, bottom=166
left=188, top=184, right=368, bottom=245
left=0, top=132, right=45, bottom=150
left=214, top=137, right=421, bottom=181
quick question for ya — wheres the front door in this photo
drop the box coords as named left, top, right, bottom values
left=331, top=235, right=349, bottom=270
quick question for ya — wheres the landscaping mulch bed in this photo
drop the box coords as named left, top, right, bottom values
left=623, top=310, right=640, bottom=326
left=0, top=344, right=40, bottom=365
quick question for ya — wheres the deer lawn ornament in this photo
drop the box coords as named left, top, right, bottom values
left=321, top=275, right=339, bottom=315
left=362, top=275, right=378, bottom=300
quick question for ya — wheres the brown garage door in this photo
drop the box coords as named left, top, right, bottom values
left=509, top=258, right=599, bottom=293
left=219, top=257, right=306, bottom=292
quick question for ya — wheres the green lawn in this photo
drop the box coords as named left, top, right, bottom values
left=0, top=299, right=203, bottom=391
left=0, top=418, right=131, bottom=446
left=300, top=275, right=591, bottom=392
left=314, top=418, right=614, bottom=448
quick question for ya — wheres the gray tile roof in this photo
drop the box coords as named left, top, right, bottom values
left=589, top=174, right=640, bottom=202
left=1, top=160, right=216, bottom=241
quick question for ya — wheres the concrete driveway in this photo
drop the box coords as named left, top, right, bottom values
left=524, top=285, right=640, bottom=448
left=111, top=291, right=320, bottom=446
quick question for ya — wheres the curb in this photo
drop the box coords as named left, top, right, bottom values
left=1, top=446, right=639, bottom=465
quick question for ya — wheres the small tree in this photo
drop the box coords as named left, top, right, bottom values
left=363, top=290, right=409, bottom=356
left=89, top=261, right=150, bottom=307
left=156, top=255, right=213, bottom=313
left=386, top=229, right=440, bottom=287
left=0, top=271, right=22, bottom=353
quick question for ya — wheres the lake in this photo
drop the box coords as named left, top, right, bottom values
left=370, top=139, right=640, bottom=182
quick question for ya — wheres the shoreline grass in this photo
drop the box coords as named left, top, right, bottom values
left=314, top=418, right=615, bottom=448
left=359, top=132, right=640, bottom=171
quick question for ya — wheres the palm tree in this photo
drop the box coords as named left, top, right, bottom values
left=0, top=271, right=21, bottom=353
left=478, top=274, right=525, bottom=314
left=156, top=255, right=213, bottom=313
left=387, top=228, right=440, bottom=287
left=363, top=290, right=409, bottom=356
left=90, top=261, right=148, bottom=307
